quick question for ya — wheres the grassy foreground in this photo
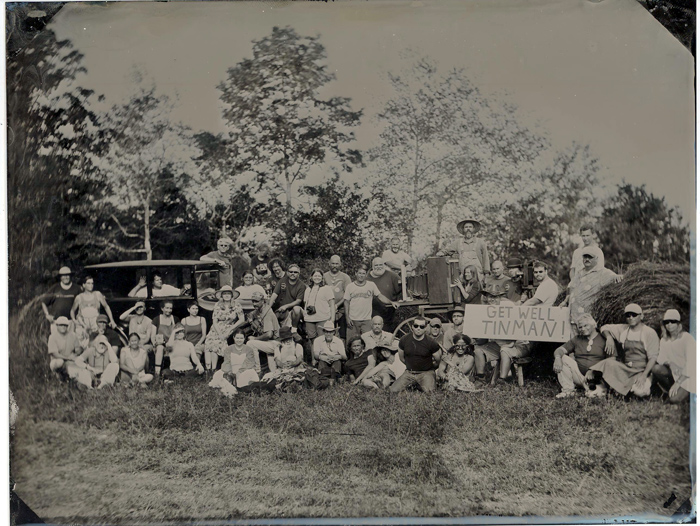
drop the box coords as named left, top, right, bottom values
left=9, top=309, right=693, bottom=523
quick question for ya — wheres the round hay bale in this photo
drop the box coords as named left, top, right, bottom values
left=590, top=261, right=690, bottom=332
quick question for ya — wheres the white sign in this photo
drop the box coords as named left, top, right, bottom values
left=462, top=305, right=571, bottom=342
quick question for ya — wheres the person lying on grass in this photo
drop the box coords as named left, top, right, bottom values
left=345, top=336, right=377, bottom=384
left=436, top=334, right=479, bottom=392
left=552, top=313, right=606, bottom=399
left=311, top=321, right=347, bottom=383
left=161, top=325, right=205, bottom=381
left=74, top=335, right=120, bottom=389
left=211, top=331, right=261, bottom=389
left=359, top=341, right=405, bottom=389
left=48, top=316, right=84, bottom=383
left=120, top=332, right=154, bottom=387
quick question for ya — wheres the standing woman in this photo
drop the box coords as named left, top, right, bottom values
left=203, top=285, right=244, bottom=371
left=652, top=309, right=695, bottom=403
left=236, top=271, right=267, bottom=312
left=452, top=265, right=483, bottom=305
left=70, top=275, right=117, bottom=347
left=303, top=269, right=336, bottom=343
left=182, top=301, right=207, bottom=358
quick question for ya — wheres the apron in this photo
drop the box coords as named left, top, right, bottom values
left=590, top=332, right=647, bottom=396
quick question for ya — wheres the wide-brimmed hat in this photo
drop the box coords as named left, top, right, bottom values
left=279, top=326, right=294, bottom=340
left=457, top=218, right=482, bottom=235
left=58, top=266, right=73, bottom=276
left=320, top=320, right=336, bottom=332
left=663, top=309, right=681, bottom=322
left=216, top=285, right=240, bottom=300
left=449, top=306, right=465, bottom=316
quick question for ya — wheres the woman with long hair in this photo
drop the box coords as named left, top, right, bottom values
left=452, top=265, right=483, bottom=305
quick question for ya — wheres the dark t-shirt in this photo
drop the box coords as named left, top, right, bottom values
left=43, top=282, right=83, bottom=318
left=505, top=278, right=523, bottom=304
left=562, top=333, right=607, bottom=374
left=273, top=277, right=307, bottom=308
left=399, top=334, right=440, bottom=372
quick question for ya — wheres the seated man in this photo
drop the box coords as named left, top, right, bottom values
left=91, top=314, right=123, bottom=356
left=441, top=307, right=465, bottom=350
left=246, top=291, right=281, bottom=373
left=268, top=264, right=306, bottom=330
left=482, top=260, right=511, bottom=301
left=473, top=283, right=530, bottom=384
left=361, top=316, right=395, bottom=352
left=129, top=272, right=181, bottom=298
left=75, top=335, right=120, bottom=389
left=552, top=313, right=607, bottom=398
left=312, top=321, right=347, bottom=382
left=47, top=316, right=84, bottom=383
left=389, top=316, right=441, bottom=393
left=381, top=237, right=413, bottom=274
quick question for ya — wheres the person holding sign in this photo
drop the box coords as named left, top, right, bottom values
left=552, top=313, right=607, bottom=398
left=585, top=303, right=659, bottom=398
left=522, top=261, right=559, bottom=306
left=389, top=316, right=441, bottom=393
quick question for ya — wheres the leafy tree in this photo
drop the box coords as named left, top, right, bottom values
left=217, top=26, right=362, bottom=255
left=292, top=175, right=372, bottom=269
left=488, top=142, right=604, bottom=282
left=7, top=21, right=105, bottom=301
left=90, top=77, right=199, bottom=260
left=597, top=183, right=690, bottom=271
left=368, top=58, right=546, bottom=256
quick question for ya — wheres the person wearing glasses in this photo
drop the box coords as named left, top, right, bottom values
left=651, top=309, right=695, bottom=403
left=200, top=236, right=249, bottom=288
left=585, top=303, right=660, bottom=398
left=269, top=263, right=307, bottom=331
left=389, top=316, right=442, bottom=393
left=522, top=261, right=559, bottom=306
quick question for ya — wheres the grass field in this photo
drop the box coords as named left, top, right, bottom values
left=9, top=308, right=694, bottom=523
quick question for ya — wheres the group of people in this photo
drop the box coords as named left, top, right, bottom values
left=41, top=220, right=694, bottom=402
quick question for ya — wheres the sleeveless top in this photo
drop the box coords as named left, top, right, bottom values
left=183, top=317, right=204, bottom=346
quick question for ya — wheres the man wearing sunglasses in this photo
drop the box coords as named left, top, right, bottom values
left=585, top=303, right=660, bottom=398
left=522, top=260, right=559, bottom=306
left=389, top=316, right=442, bottom=393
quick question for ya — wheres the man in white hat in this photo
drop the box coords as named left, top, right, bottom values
left=200, top=236, right=250, bottom=288
left=312, top=321, right=346, bottom=382
left=47, top=316, right=83, bottom=382
left=75, top=335, right=120, bottom=389
left=586, top=303, right=660, bottom=398
left=42, top=266, right=82, bottom=333
left=439, top=218, right=490, bottom=280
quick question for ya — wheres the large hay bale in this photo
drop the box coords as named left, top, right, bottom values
left=590, top=261, right=690, bottom=332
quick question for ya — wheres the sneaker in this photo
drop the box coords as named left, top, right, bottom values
left=556, top=390, right=576, bottom=399
left=164, top=379, right=174, bottom=385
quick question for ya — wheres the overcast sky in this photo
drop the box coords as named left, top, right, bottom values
left=49, top=0, right=695, bottom=224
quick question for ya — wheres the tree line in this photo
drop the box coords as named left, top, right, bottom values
left=7, top=23, right=690, bottom=307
